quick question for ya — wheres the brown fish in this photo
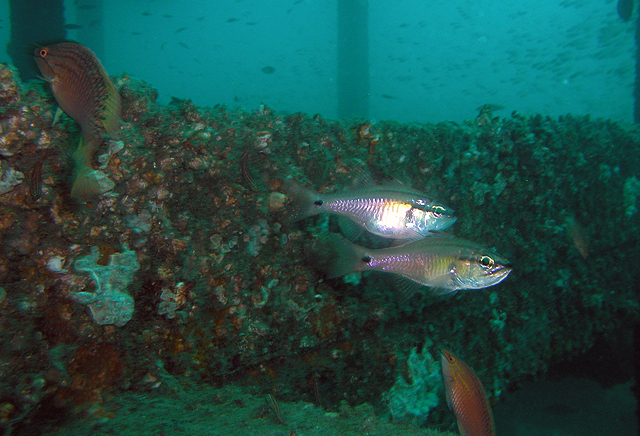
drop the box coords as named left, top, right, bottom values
left=34, top=42, right=121, bottom=198
left=29, top=152, right=51, bottom=201
left=441, top=349, right=495, bottom=436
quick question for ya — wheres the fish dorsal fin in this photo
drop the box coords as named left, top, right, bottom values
left=409, top=233, right=481, bottom=256
left=349, top=167, right=428, bottom=198
left=378, top=179, right=428, bottom=196
left=99, top=86, right=122, bottom=137
left=350, top=166, right=376, bottom=188
left=388, top=234, right=423, bottom=246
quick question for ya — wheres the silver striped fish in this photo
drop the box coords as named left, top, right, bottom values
left=283, top=178, right=455, bottom=240
left=322, top=233, right=511, bottom=294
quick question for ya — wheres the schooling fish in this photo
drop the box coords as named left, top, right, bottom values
left=34, top=42, right=121, bottom=199
left=283, top=178, right=456, bottom=240
left=321, top=233, right=511, bottom=294
left=441, top=349, right=495, bottom=436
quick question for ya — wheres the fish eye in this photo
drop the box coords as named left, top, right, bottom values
left=39, top=49, right=48, bottom=57
left=314, top=199, right=323, bottom=206
left=431, top=205, right=447, bottom=217
left=479, top=255, right=494, bottom=268
left=361, top=255, right=371, bottom=264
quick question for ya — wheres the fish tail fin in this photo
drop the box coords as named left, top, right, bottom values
left=70, top=165, right=114, bottom=199
left=315, top=233, right=366, bottom=279
left=282, top=179, right=322, bottom=222
left=70, top=137, right=115, bottom=199
left=75, top=130, right=101, bottom=164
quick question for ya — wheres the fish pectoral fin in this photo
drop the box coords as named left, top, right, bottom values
left=36, top=74, right=54, bottom=84
left=426, top=272, right=459, bottom=296
left=349, top=166, right=376, bottom=188
left=52, top=107, right=64, bottom=127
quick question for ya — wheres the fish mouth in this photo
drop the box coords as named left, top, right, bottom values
left=433, top=215, right=457, bottom=230
left=490, top=264, right=513, bottom=283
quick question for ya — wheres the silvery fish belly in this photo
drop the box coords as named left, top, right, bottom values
left=283, top=179, right=456, bottom=239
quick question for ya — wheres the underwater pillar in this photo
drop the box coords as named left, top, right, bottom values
left=7, top=0, right=66, bottom=81
left=634, top=0, right=640, bottom=122
left=634, top=323, right=640, bottom=431
left=337, top=0, right=369, bottom=119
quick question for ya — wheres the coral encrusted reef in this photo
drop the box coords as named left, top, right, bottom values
left=70, top=245, right=139, bottom=327
left=0, top=62, right=638, bottom=433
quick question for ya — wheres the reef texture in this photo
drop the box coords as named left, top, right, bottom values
left=0, top=63, right=638, bottom=433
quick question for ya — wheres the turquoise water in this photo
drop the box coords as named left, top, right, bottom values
left=0, top=1, right=638, bottom=435
left=0, top=0, right=634, bottom=122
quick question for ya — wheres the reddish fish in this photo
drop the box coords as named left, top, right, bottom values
left=441, top=349, right=495, bottom=436
left=34, top=42, right=121, bottom=198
